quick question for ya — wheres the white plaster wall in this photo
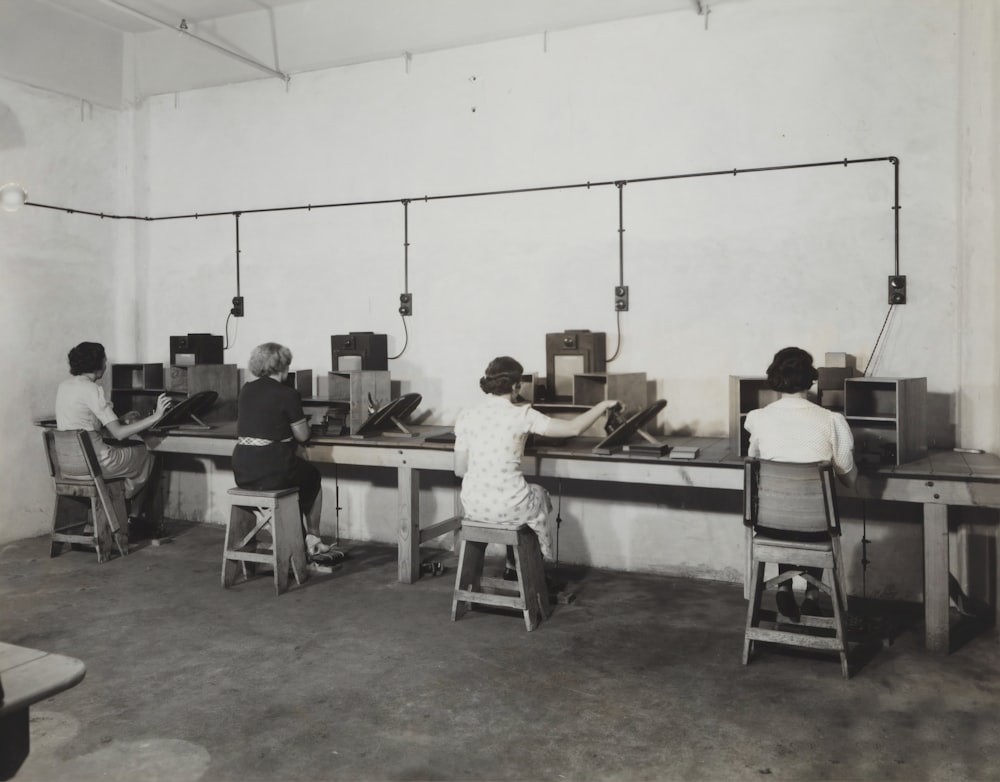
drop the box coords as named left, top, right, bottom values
left=127, top=0, right=973, bottom=598
left=0, top=78, right=126, bottom=544
left=2, top=0, right=996, bottom=603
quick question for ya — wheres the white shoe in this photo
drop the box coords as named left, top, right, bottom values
left=305, top=534, right=332, bottom=556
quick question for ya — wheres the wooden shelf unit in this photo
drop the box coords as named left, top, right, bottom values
left=729, top=376, right=780, bottom=457
left=844, top=377, right=927, bottom=465
left=110, top=363, right=164, bottom=417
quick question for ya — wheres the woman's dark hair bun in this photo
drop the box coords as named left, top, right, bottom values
left=67, top=342, right=106, bottom=376
left=480, top=356, right=524, bottom=396
left=766, top=346, right=818, bottom=394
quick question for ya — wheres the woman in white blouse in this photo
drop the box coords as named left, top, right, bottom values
left=454, top=356, right=617, bottom=577
left=744, top=346, right=857, bottom=620
left=55, top=342, right=171, bottom=522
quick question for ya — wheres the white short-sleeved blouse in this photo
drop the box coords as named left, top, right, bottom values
left=55, top=375, right=117, bottom=432
left=744, top=396, right=855, bottom=477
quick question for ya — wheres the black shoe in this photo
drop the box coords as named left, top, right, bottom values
left=503, top=567, right=518, bottom=581
left=309, top=549, right=345, bottom=566
left=800, top=597, right=826, bottom=618
left=776, top=590, right=800, bottom=622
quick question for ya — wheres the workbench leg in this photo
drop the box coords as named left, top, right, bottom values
left=0, top=707, right=30, bottom=781
left=398, top=466, right=420, bottom=584
left=923, top=503, right=950, bottom=654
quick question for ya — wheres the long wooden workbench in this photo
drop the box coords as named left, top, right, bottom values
left=146, top=423, right=1000, bottom=655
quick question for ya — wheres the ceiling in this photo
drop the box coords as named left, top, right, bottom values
left=29, top=0, right=714, bottom=97
left=43, top=0, right=705, bottom=35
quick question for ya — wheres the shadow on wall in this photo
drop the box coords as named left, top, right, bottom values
left=0, top=103, right=25, bottom=149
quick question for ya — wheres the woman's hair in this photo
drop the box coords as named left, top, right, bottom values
left=248, top=342, right=293, bottom=378
left=766, top=346, right=819, bottom=393
left=67, top=342, right=106, bottom=376
left=480, top=356, right=524, bottom=396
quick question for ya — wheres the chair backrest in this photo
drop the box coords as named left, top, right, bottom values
left=43, top=429, right=101, bottom=483
left=743, top=458, right=841, bottom=536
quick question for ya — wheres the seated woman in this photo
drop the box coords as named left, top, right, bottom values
left=232, top=342, right=339, bottom=563
left=55, top=341, right=171, bottom=526
left=744, top=346, right=858, bottom=620
left=454, top=356, right=619, bottom=577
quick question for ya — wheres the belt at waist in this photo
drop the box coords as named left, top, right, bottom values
left=237, top=437, right=275, bottom=446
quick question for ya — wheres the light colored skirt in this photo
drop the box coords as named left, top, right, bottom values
left=461, top=482, right=554, bottom=559
left=60, top=431, right=154, bottom=500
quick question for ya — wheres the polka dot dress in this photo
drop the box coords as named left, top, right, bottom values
left=454, top=394, right=555, bottom=558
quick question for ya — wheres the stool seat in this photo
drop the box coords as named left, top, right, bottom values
left=223, top=487, right=307, bottom=595
left=451, top=519, right=551, bottom=631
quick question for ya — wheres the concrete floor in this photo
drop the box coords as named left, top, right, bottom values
left=1, top=522, right=997, bottom=782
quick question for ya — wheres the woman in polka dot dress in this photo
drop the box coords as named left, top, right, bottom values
left=454, top=356, right=618, bottom=574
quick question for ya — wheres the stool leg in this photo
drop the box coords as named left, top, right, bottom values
left=91, top=496, right=112, bottom=564
left=452, top=539, right=485, bottom=621
left=523, top=535, right=551, bottom=621
left=284, top=500, right=308, bottom=588
left=222, top=506, right=256, bottom=588
left=273, top=496, right=307, bottom=595
left=268, top=506, right=291, bottom=595
left=828, top=557, right=851, bottom=679
left=743, top=559, right=765, bottom=665
left=514, top=535, right=545, bottom=631
left=109, top=482, right=129, bottom=557
left=49, top=496, right=72, bottom=558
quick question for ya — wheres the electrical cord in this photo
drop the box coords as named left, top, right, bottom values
left=388, top=312, right=409, bottom=359
left=862, top=305, right=895, bottom=376
left=606, top=309, right=623, bottom=362
left=223, top=310, right=235, bottom=350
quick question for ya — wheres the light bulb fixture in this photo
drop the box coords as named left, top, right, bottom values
left=0, top=182, right=28, bottom=212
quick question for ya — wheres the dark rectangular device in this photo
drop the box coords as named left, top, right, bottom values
left=331, top=332, right=388, bottom=371
left=170, top=333, right=224, bottom=366
left=545, top=330, right=606, bottom=400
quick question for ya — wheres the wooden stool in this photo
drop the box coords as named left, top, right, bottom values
left=223, top=487, right=307, bottom=595
left=743, top=459, right=850, bottom=678
left=451, top=520, right=551, bottom=631
left=42, top=429, right=129, bottom=563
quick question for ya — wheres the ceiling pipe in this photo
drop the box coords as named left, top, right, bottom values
left=95, top=0, right=290, bottom=83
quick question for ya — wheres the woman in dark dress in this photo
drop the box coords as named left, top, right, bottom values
left=232, top=342, right=337, bottom=561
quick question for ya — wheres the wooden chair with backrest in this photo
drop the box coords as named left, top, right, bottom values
left=743, top=458, right=850, bottom=678
left=42, top=429, right=129, bottom=563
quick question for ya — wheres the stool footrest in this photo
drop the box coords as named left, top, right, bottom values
left=455, top=588, right=525, bottom=610
left=746, top=627, right=845, bottom=651
left=223, top=551, right=273, bottom=565
left=51, top=532, right=95, bottom=544
left=479, top=576, right=514, bottom=591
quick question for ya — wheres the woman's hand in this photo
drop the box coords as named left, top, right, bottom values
left=152, top=393, right=173, bottom=421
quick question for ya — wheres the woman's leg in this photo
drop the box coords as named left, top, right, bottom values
left=776, top=563, right=800, bottom=619
left=287, top=459, right=322, bottom=536
left=99, top=442, right=154, bottom=502
left=800, top=566, right=824, bottom=615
